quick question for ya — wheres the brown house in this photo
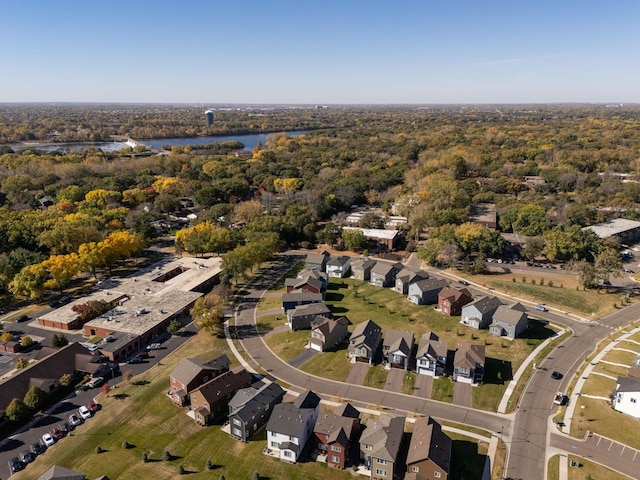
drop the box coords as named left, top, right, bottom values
left=406, top=416, right=452, bottom=480
left=169, top=354, right=230, bottom=406
left=190, top=367, right=253, bottom=425
left=314, top=402, right=361, bottom=468
left=437, top=287, right=472, bottom=316
left=309, top=316, right=349, bottom=352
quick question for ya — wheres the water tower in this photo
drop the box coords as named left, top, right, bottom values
left=205, top=110, right=214, bottom=127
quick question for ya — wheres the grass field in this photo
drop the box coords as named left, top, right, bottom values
left=567, top=455, right=633, bottom=480
left=547, top=455, right=560, bottom=480
left=363, top=364, right=388, bottom=389
left=298, top=348, right=352, bottom=382
left=432, top=377, right=454, bottom=403
left=580, top=374, right=616, bottom=398
left=13, top=331, right=355, bottom=480
left=601, top=348, right=637, bottom=366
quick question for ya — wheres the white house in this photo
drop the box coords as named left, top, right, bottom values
left=613, top=376, right=640, bottom=419
left=416, top=332, right=448, bottom=377
left=266, top=390, right=321, bottom=462
left=326, top=255, right=351, bottom=278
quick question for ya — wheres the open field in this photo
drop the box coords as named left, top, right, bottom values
left=601, top=348, right=637, bottom=366
left=298, top=349, right=352, bottom=382
left=462, top=271, right=623, bottom=318
left=12, top=331, right=355, bottom=480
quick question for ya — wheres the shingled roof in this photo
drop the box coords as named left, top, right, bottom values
left=359, top=414, right=405, bottom=462
left=406, top=416, right=452, bottom=473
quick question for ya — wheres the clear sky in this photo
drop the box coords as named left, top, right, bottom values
left=2, top=0, right=639, bottom=104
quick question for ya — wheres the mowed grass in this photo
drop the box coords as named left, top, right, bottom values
left=547, top=455, right=560, bottom=480
left=299, top=349, right=352, bottom=382
left=431, top=377, right=454, bottom=403
left=601, top=348, right=637, bottom=366
left=581, top=374, right=616, bottom=398
left=567, top=455, right=634, bottom=480
left=570, top=396, right=640, bottom=450
left=465, top=272, right=616, bottom=317
left=363, top=364, right=388, bottom=389
left=13, top=331, right=354, bottom=480
left=264, top=329, right=309, bottom=362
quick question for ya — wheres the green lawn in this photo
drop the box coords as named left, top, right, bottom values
left=13, top=331, right=354, bottom=480
left=299, top=349, right=352, bottom=382
left=602, top=348, right=637, bottom=366
left=263, top=329, right=309, bottom=362
left=581, top=374, right=616, bottom=398
left=431, top=377, right=454, bottom=403
left=402, top=372, right=416, bottom=395
left=547, top=455, right=560, bottom=480
left=363, top=364, right=388, bottom=389
left=256, top=294, right=283, bottom=311
left=567, top=455, right=633, bottom=480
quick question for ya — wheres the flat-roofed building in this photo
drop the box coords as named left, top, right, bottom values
left=343, top=226, right=399, bottom=251
left=584, top=218, right=640, bottom=244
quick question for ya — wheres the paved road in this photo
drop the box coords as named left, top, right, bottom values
left=550, top=432, right=640, bottom=480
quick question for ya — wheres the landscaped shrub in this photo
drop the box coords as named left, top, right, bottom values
left=253, top=472, right=260, bottom=480
left=122, top=441, right=131, bottom=449
left=206, top=459, right=213, bottom=470
left=95, top=446, right=103, bottom=454
left=163, top=450, right=172, bottom=461
left=142, top=452, right=148, bottom=462
left=178, top=464, right=185, bottom=475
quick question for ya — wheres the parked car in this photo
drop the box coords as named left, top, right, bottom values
left=42, top=432, right=55, bottom=446
left=127, top=356, right=143, bottom=364
left=60, top=295, right=72, bottom=304
left=136, top=351, right=150, bottom=358
left=69, top=413, right=82, bottom=427
left=20, top=450, right=34, bottom=464
left=50, top=426, right=64, bottom=440
left=79, top=405, right=92, bottom=420
left=85, top=376, right=104, bottom=389
left=624, top=268, right=635, bottom=273
left=87, top=400, right=98, bottom=413
left=49, top=299, right=61, bottom=308
left=459, top=279, right=469, bottom=286
left=9, top=456, right=24, bottom=473
left=146, top=342, right=162, bottom=350
left=534, top=305, right=548, bottom=312
left=31, top=442, right=46, bottom=455
left=16, top=314, right=30, bottom=322
left=551, top=371, right=563, bottom=380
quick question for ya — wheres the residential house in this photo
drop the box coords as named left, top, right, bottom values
left=408, top=278, right=448, bottom=305
left=314, top=402, right=361, bottom=468
left=351, top=258, right=377, bottom=281
left=394, top=267, right=429, bottom=295
left=190, top=367, right=253, bottom=425
left=383, top=330, right=415, bottom=370
left=266, top=390, right=321, bottom=462
left=406, top=416, right=452, bottom=480
left=285, top=273, right=325, bottom=296
left=460, top=296, right=502, bottom=330
left=169, top=354, right=230, bottom=406
left=228, top=381, right=285, bottom=442
left=370, top=261, right=403, bottom=288
left=360, top=414, right=406, bottom=480
left=613, top=376, right=640, bottom=419
left=282, top=291, right=323, bottom=312
left=415, top=332, right=448, bottom=377
left=326, top=255, right=351, bottom=278
left=309, top=316, right=349, bottom=351
left=453, top=343, right=485, bottom=384
left=306, top=250, right=331, bottom=272
left=489, top=303, right=528, bottom=339
left=437, top=287, right=472, bottom=316
left=287, top=302, right=332, bottom=331
left=348, top=319, right=383, bottom=364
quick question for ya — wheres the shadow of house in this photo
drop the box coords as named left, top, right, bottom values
left=483, top=357, right=513, bottom=385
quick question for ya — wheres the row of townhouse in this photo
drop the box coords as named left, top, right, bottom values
left=348, top=320, right=486, bottom=384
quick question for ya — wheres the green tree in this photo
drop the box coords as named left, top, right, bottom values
left=167, top=319, right=182, bottom=336
left=191, top=293, right=225, bottom=335
left=23, top=385, right=46, bottom=410
left=521, top=236, right=545, bottom=260
left=341, top=229, right=368, bottom=252
left=60, top=373, right=73, bottom=387
left=6, top=397, right=30, bottom=421
left=9, top=262, right=48, bottom=299
left=52, top=333, right=69, bottom=347
left=20, top=336, right=34, bottom=347
left=594, top=248, right=623, bottom=285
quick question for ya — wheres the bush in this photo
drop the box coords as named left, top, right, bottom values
left=548, top=280, right=554, bottom=287
left=521, top=277, right=526, bottom=283
left=206, top=459, right=214, bottom=470
left=142, top=452, right=148, bottom=462
left=253, top=472, right=260, bottom=480
left=531, top=279, right=536, bottom=285
left=96, top=446, right=103, bottom=454
left=178, top=464, right=185, bottom=475
left=163, top=450, right=172, bottom=461
left=122, top=441, right=131, bottom=449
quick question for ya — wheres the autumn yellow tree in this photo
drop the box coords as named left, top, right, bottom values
left=84, top=189, right=122, bottom=209
left=42, top=253, right=80, bottom=294
left=9, top=263, right=49, bottom=299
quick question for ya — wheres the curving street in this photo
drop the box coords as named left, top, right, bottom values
left=234, top=254, right=640, bottom=480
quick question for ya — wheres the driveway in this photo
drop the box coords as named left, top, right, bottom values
left=414, top=374, right=433, bottom=398
left=288, top=348, right=318, bottom=368
left=345, top=362, right=369, bottom=386
left=384, top=368, right=405, bottom=392
left=453, top=381, right=471, bottom=407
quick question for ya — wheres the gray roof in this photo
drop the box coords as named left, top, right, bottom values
left=617, top=376, right=640, bottom=393
left=371, top=261, right=403, bottom=276
left=350, top=319, right=382, bottom=349
left=466, top=295, right=502, bottom=315
left=416, top=332, right=448, bottom=359
left=289, top=302, right=331, bottom=318
left=306, top=250, right=330, bottom=264
left=492, top=304, right=528, bottom=326
left=406, top=416, right=451, bottom=472
left=282, top=291, right=323, bottom=303
left=267, top=390, right=320, bottom=437
left=359, top=414, right=405, bottom=462
left=334, top=402, right=360, bottom=419
left=311, top=316, right=348, bottom=336
left=585, top=218, right=640, bottom=239
left=169, top=354, right=230, bottom=386
left=412, top=277, right=448, bottom=293
left=293, top=390, right=321, bottom=409
left=384, top=329, right=414, bottom=355
left=229, top=381, right=285, bottom=422
left=351, top=258, right=377, bottom=271
left=314, top=406, right=359, bottom=445
left=39, top=466, right=86, bottom=480
left=396, top=267, right=428, bottom=283
left=327, top=255, right=350, bottom=267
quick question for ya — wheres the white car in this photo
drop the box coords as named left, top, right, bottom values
left=78, top=406, right=92, bottom=420
left=85, top=376, right=104, bottom=389
left=146, top=343, right=162, bottom=350
left=68, top=413, right=82, bottom=427
left=42, top=433, right=55, bottom=447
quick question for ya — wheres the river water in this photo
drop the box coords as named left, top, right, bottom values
left=11, top=131, right=307, bottom=153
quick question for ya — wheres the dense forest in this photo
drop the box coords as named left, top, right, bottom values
left=1, top=103, right=639, bottom=302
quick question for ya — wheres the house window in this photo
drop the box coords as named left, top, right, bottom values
left=270, top=441, right=278, bottom=448
left=283, top=450, right=293, bottom=458
left=331, top=445, right=342, bottom=452
left=378, top=459, right=387, bottom=465
left=459, top=367, right=469, bottom=375
left=233, top=418, right=241, bottom=426
left=271, top=431, right=277, bottom=437
left=412, top=466, right=419, bottom=472
left=289, top=435, right=296, bottom=441
left=364, top=444, right=372, bottom=450
left=375, top=469, right=387, bottom=477
left=434, top=472, right=441, bottom=478
left=331, top=455, right=340, bottom=463
left=232, top=428, right=242, bottom=436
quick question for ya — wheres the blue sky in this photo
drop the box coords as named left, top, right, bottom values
left=2, top=0, right=639, bottom=103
